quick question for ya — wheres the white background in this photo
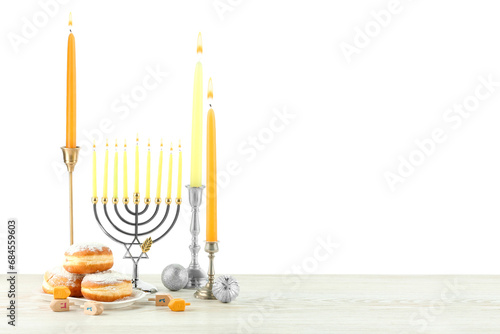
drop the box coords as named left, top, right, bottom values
left=1, top=0, right=500, bottom=275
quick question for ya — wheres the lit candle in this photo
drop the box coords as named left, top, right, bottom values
left=156, top=140, right=164, bottom=200
left=206, top=78, right=217, bottom=242
left=190, top=33, right=203, bottom=187
left=113, top=139, right=118, bottom=199
left=135, top=134, right=139, bottom=194
left=103, top=139, right=109, bottom=199
left=145, top=139, right=151, bottom=200
left=167, top=143, right=173, bottom=200
left=92, top=140, right=97, bottom=198
left=66, top=12, right=76, bottom=148
left=177, top=141, right=183, bottom=200
left=123, top=140, right=128, bottom=199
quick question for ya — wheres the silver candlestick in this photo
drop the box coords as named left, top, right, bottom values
left=184, top=185, right=208, bottom=289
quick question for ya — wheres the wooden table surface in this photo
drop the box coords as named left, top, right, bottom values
left=2, top=274, right=500, bottom=333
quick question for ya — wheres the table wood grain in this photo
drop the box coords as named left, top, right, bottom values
left=1, top=274, right=500, bottom=333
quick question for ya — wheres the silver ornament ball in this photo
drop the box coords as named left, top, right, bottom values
left=213, top=275, right=240, bottom=303
left=161, top=264, right=188, bottom=291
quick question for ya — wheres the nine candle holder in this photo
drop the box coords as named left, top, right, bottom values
left=92, top=193, right=181, bottom=293
left=92, top=192, right=181, bottom=293
left=91, top=143, right=182, bottom=293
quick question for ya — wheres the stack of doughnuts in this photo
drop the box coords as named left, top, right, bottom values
left=43, top=242, right=132, bottom=302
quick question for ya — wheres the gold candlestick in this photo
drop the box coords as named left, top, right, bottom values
left=61, top=146, right=80, bottom=245
left=194, top=241, right=219, bottom=300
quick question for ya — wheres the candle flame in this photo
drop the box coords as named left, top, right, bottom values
left=93, top=140, right=95, bottom=149
left=161, top=139, right=163, bottom=147
left=136, top=133, right=139, bottom=144
left=207, top=78, right=213, bottom=100
left=106, top=139, right=108, bottom=147
left=197, top=32, right=203, bottom=54
left=179, top=139, right=181, bottom=148
left=115, top=139, right=118, bottom=147
left=68, top=12, right=72, bottom=27
left=124, top=139, right=127, bottom=148
left=148, top=138, right=151, bottom=148
left=170, top=142, right=173, bottom=151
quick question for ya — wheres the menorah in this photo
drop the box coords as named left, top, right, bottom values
left=91, top=194, right=181, bottom=293
left=91, top=141, right=183, bottom=293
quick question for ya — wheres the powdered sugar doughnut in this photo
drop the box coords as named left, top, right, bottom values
left=42, top=266, right=84, bottom=297
left=81, top=270, right=132, bottom=302
left=63, top=242, right=113, bottom=274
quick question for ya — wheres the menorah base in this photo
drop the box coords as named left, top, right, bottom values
left=185, top=267, right=207, bottom=289
left=133, top=279, right=158, bottom=293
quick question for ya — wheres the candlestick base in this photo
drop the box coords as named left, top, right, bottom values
left=185, top=268, right=207, bottom=289
left=194, top=241, right=218, bottom=300
left=194, top=284, right=217, bottom=299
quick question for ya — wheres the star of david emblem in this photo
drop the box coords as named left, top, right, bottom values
left=123, top=236, right=149, bottom=262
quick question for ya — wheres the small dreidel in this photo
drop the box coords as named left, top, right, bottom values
left=53, top=286, right=71, bottom=299
left=148, top=293, right=174, bottom=306
left=80, top=301, right=104, bottom=315
left=168, top=298, right=190, bottom=312
left=50, top=299, right=74, bottom=312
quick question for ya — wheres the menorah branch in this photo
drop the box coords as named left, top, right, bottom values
left=93, top=203, right=127, bottom=245
left=114, top=205, right=134, bottom=225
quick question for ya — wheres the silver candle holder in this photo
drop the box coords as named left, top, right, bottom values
left=194, top=241, right=219, bottom=299
left=184, top=185, right=208, bottom=289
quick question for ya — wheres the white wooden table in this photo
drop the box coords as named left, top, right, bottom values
left=1, top=275, right=500, bottom=333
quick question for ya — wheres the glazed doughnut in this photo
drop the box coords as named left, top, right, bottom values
left=81, top=271, right=132, bottom=302
left=42, top=266, right=84, bottom=297
left=63, top=242, right=113, bottom=274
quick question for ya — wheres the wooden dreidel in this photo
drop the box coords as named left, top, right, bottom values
left=53, top=286, right=71, bottom=299
left=168, top=298, right=190, bottom=312
left=80, top=301, right=104, bottom=315
left=50, top=299, right=74, bottom=312
left=148, top=293, right=174, bottom=306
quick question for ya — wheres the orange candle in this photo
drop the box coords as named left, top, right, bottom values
left=206, top=78, right=217, bottom=242
left=66, top=13, right=76, bottom=148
